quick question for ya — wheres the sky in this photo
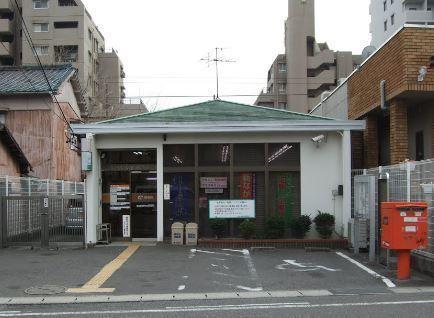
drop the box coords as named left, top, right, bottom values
left=81, top=0, right=371, bottom=111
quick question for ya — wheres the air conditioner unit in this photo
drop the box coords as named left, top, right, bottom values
left=348, top=218, right=369, bottom=249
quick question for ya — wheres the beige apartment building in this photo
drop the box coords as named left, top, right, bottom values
left=255, top=0, right=362, bottom=113
left=0, top=0, right=143, bottom=120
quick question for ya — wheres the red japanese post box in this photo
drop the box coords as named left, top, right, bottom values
left=381, top=202, right=428, bottom=280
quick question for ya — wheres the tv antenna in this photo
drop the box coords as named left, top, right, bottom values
left=201, top=48, right=236, bottom=99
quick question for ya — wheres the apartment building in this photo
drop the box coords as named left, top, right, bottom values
left=255, top=0, right=362, bottom=113
left=311, top=25, right=434, bottom=168
left=370, top=0, right=434, bottom=48
left=0, top=0, right=142, bottom=120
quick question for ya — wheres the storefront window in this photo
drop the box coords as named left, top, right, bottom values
left=199, top=144, right=230, bottom=167
left=268, top=172, right=301, bottom=222
left=163, top=173, right=195, bottom=237
left=163, top=145, right=195, bottom=167
left=234, top=144, right=264, bottom=166
left=198, top=172, right=230, bottom=237
left=267, top=143, right=300, bottom=167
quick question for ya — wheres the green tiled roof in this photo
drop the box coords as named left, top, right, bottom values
left=101, top=100, right=333, bottom=124
left=0, top=64, right=75, bottom=95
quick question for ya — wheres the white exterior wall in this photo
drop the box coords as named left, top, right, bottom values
left=310, top=83, right=349, bottom=120
left=85, top=131, right=352, bottom=243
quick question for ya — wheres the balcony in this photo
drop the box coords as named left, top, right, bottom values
left=307, top=50, right=335, bottom=70
left=307, top=69, right=336, bottom=91
left=0, top=41, right=11, bottom=56
left=0, top=0, right=13, bottom=13
left=0, top=18, right=12, bottom=35
left=404, top=9, right=434, bottom=23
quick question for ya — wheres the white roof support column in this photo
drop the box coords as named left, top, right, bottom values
left=157, top=144, right=164, bottom=242
left=85, top=134, right=100, bottom=245
left=342, top=130, right=352, bottom=238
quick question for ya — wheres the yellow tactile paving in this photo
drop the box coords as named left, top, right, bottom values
left=66, top=243, right=140, bottom=294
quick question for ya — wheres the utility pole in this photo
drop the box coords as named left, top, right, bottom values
left=201, top=48, right=236, bottom=99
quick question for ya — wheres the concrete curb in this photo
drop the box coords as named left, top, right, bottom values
left=0, top=287, right=433, bottom=306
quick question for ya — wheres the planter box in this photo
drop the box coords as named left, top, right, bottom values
left=198, top=238, right=348, bottom=249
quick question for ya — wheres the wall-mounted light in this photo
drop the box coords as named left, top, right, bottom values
left=163, top=134, right=167, bottom=142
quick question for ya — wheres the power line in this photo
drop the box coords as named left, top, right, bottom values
left=88, top=93, right=309, bottom=100
left=10, top=0, right=82, bottom=129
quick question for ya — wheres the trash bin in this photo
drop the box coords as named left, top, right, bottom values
left=171, top=222, right=184, bottom=245
left=185, top=223, right=198, bottom=246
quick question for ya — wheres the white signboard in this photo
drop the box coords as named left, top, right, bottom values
left=205, top=189, right=224, bottom=194
left=209, top=200, right=255, bottom=219
left=122, top=215, right=130, bottom=237
left=164, top=184, right=171, bottom=200
left=200, top=177, right=227, bottom=189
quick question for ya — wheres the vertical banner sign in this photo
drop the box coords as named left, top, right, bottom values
left=171, top=174, right=192, bottom=221
left=276, top=172, right=293, bottom=222
left=122, top=215, right=130, bottom=237
left=240, top=173, right=255, bottom=199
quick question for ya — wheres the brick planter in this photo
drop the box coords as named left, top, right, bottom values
left=198, top=238, right=348, bottom=249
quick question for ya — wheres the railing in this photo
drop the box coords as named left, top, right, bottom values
left=0, top=176, right=85, bottom=197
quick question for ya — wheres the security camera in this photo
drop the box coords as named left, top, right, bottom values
left=311, top=134, right=326, bottom=143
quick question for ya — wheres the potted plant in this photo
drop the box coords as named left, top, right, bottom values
left=289, top=215, right=312, bottom=239
left=239, top=219, right=256, bottom=239
left=209, top=219, right=227, bottom=239
left=265, top=215, right=286, bottom=239
left=313, top=211, right=335, bottom=239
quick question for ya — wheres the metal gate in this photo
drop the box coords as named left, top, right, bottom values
left=353, top=175, right=377, bottom=261
left=0, top=195, right=85, bottom=248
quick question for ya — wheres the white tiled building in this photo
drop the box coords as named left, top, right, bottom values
left=370, top=0, right=434, bottom=48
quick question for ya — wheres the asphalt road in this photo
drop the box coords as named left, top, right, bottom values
left=1, top=293, right=434, bottom=317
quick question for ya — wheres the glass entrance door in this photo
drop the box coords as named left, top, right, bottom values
left=130, top=171, right=157, bottom=238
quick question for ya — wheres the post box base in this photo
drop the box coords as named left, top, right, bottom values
left=397, top=250, right=411, bottom=280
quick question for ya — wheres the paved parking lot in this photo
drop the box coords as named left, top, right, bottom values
left=0, top=244, right=433, bottom=298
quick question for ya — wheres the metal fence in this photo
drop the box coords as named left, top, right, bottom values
left=352, top=159, right=434, bottom=261
left=1, top=195, right=85, bottom=247
left=0, top=176, right=86, bottom=248
left=0, top=176, right=85, bottom=197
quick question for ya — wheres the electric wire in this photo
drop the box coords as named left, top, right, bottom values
left=10, top=0, right=82, bottom=130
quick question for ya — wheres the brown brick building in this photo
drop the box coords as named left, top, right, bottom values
left=347, top=26, right=434, bottom=168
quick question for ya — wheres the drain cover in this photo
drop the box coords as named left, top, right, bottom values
left=25, top=285, right=66, bottom=295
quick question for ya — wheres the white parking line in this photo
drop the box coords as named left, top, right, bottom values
left=335, top=252, right=396, bottom=288
left=177, top=285, right=186, bottom=291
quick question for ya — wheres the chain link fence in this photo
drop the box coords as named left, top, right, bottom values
left=352, top=159, right=434, bottom=271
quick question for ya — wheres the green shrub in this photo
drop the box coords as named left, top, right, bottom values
left=209, top=219, right=227, bottom=239
left=289, top=215, right=312, bottom=239
left=313, top=211, right=335, bottom=239
left=239, top=220, right=256, bottom=239
left=265, top=215, right=286, bottom=239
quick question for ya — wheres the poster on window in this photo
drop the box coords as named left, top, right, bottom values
left=209, top=200, right=255, bottom=219
left=239, top=173, right=255, bottom=199
left=276, top=173, right=293, bottom=222
left=200, top=177, right=227, bottom=189
left=110, top=184, right=130, bottom=211
left=170, top=174, right=193, bottom=221
left=122, top=215, right=130, bottom=237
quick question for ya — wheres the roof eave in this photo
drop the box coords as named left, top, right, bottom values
left=72, top=120, right=366, bottom=135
